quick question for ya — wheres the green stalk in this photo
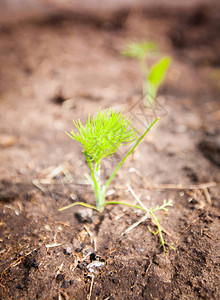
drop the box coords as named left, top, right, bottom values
left=85, top=154, right=106, bottom=211
left=59, top=201, right=98, bottom=211
left=148, top=209, right=165, bottom=250
left=140, top=57, right=148, bottom=101
left=145, top=81, right=156, bottom=106
left=140, top=57, right=148, bottom=81
left=104, top=201, right=148, bottom=210
left=105, top=118, right=159, bottom=192
left=85, top=154, right=101, bottom=210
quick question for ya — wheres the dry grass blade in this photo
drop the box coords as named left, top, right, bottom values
left=147, top=182, right=217, bottom=190
left=123, top=215, right=148, bottom=235
left=203, top=188, right=212, bottom=204
left=87, top=275, right=95, bottom=300
left=127, top=184, right=148, bottom=211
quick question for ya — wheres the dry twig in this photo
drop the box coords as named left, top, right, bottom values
left=147, top=182, right=216, bottom=190
left=203, top=188, right=212, bottom=204
left=87, top=274, right=95, bottom=300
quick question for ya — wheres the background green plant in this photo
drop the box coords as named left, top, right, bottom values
left=122, top=41, right=170, bottom=105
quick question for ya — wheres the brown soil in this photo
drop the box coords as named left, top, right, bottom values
left=0, top=2, right=220, bottom=300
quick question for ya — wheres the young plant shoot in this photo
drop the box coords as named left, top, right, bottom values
left=59, top=108, right=158, bottom=212
left=122, top=41, right=170, bottom=106
left=59, top=109, right=173, bottom=250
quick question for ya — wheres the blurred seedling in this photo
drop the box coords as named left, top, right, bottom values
left=122, top=41, right=170, bottom=106
left=59, top=108, right=172, bottom=249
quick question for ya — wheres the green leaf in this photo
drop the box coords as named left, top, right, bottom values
left=122, top=41, right=157, bottom=60
left=148, top=57, right=170, bottom=87
left=66, top=108, right=139, bottom=164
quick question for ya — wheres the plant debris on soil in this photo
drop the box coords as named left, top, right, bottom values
left=0, top=2, right=220, bottom=299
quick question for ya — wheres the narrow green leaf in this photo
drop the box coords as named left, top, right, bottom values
left=148, top=57, right=170, bottom=87
left=105, top=117, right=159, bottom=189
left=59, top=202, right=98, bottom=211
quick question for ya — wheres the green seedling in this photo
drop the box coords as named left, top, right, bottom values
left=122, top=41, right=170, bottom=106
left=59, top=108, right=173, bottom=250
left=127, top=185, right=173, bottom=251
left=147, top=199, right=173, bottom=251
left=60, top=108, right=158, bottom=211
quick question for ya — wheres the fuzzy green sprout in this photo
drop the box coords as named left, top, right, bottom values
left=122, top=41, right=170, bottom=106
left=59, top=109, right=174, bottom=250
left=59, top=108, right=159, bottom=212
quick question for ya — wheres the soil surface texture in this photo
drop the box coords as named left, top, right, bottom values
left=0, top=2, right=220, bottom=300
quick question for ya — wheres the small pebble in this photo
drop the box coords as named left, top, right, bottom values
left=136, top=247, right=144, bottom=253
left=63, top=245, right=72, bottom=255
left=86, top=260, right=105, bottom=273
left=74, top=208, right=93, bottom=223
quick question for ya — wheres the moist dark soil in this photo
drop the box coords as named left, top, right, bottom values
left=0, top=2, right=220, bottom=300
